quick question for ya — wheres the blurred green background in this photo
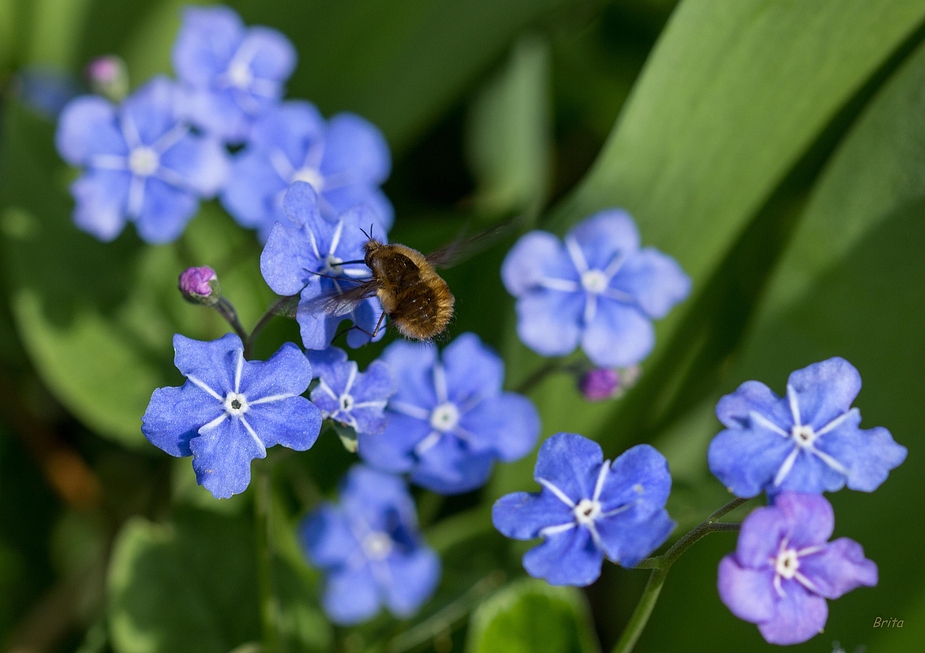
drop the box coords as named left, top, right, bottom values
left=0, top=0, right=923, bottom=652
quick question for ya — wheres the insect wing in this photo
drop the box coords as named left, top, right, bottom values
left=425, top=222, right=512, bottom=269
left=300, top=279, right=377, bottom=317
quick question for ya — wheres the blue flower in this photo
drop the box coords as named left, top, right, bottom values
left=172, top=5, right=296, bottom=142
left=307, top=347, right=395, bottom=436
left=55, top=76, right=228, bottom=243
left=260, top=182, right=384, bottom=350
left=357, top=333, right=540, bottom=494
left=718, top=492, right=877, bottom=645
left=221, top=101, right=393, bottom=241
left=501, top=209, right=691, bottom=367
left=493, top=433, right=674, bottom=586
left=708, top=357, right=907, bottom=498
left=141, top=333, right=321, bottom=499
left=300, top=465, right=440, bottom=624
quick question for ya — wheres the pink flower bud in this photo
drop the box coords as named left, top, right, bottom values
left=178, top=266, right=219, bottom=305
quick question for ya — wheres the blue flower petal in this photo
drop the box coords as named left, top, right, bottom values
left=382, top=341, right=439, bottom=407
left=358, top=413, right=429, bottom=473
left=581, top=300, right=654, bottom=368
left=715, top=380, right=790, bottom=430
left=320, top=113, right=391, bottom=184
left=306, top=347, right=351, bottom=390
left=243, top=26, right=297, bottom=85
left=492, top=490, right=573, bottom=540
left=773, top=449, right=846, bottom=495
left=322, top=565, right=381, bottom=625
left=533, top=433, right=603, bottom=503
left=250, top=102, right=325, bottom=177
left=55, top=95, right=125, bottom=164
left=717, top=556, right=775, bottom=623
left=221, top=152, right=287, bottom=236
left=383, top=549, right=440, bottom=617
left=411, top=436, right=495, bottom=494
left=568, top=209, right=640, bottom=270
left=787, top=357, right=861, bottom=430
left=182, top=88, right=254, bottom=143
left=142, top=383, right=222, bottom=457
left=70, top=169, right=130, bottom=241
left=241, top=341, right=312, bottom=399
left=190, top=418, right=266, bottom=499
left=758, top=583, right=828, bottom=646
left=523, top=526, right=603, bottom=586
left=159, top=133, right=228, bottom=196
left=461, top=393, right=539, bottom=462
left=353, top=360, right=395, bottom=403
left=261, top=222, right=315, bottom=295
left=612, top=248, right=691, bottom=319
left=818, top=423, right=907, bottom=492
left=283, top=181, right=325, bottom=229
left=172, top=333, right=240, bottom=394
left=515, top=289, right=584, bottom=356
left=322, top=186, right=394, bottom=233
left=501, top=231, right=576, bottom=296
left=135, top=177, right=198, bottom=244
left=798, top=538, right=877, bottom=599
left=707, top=426, right=792, bottom=498
left=442, top=333, right=503, bottom=400
left=172, top=6, right=243, bottom=86
left=244, top=397, right=320, bottom=450
left=598, top=444, right=672, bottom=518
left=734, top=505, right=789, bottom=568
left=300, top=504, right=359, bottom=567
left=340, top=466, right=416, bottom=528
left=595, top=508, right=674, bottom=567
left=120, top=77, right=179, bottom=146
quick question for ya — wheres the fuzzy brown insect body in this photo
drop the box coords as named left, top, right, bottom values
left=364, top=239, right=455, bottom=341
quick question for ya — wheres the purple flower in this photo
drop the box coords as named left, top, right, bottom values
left=178, top=265, right=219, bottom=304
left=493, top=433, right=674, bottom=586
left=141, top=333, right=321, bottom=499
left=307, top=347, right=395, bottom=436
left=708, top=358, right=906, bottom=498
left=300, top=465, right=440, bottom=624
left=221, top=101, right=393, bottom=241
left=718, top=492, right=877, bottom=645
left=172, top=5, right=296, bottom=142
left=260, top=182, right=384, bottom=350
left=501, top=210, right=691, bottom=367
left=357, top=333, right=540, bottom=494
left=55, top=77, right=228, bottom=243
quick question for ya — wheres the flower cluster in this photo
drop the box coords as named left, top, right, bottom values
left=708, top=358, right=905, bottom=644
left=300, top=465, right=440, bottom=624
left=55, top=5, right=391, bottom=244
left=502, top=209, right=690, bottom=368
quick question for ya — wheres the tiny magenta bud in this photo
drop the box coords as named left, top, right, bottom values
left=178, top=266, right=220, bottom=305
left=84, top=55, right=129, bottom=102
left=579, top=368, right=621, bottom=401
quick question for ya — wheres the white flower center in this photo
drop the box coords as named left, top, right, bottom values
left=581, top=269, right=609, bottom=294
left=227, top=60, right=253, bottom=89
left=791, top=424, right=817, bottom=447
left=774, top=546, right=800, bottom=580
left=573, top=498, right=602, bottom=525
left=339, top=393, right=354, bottom=412
left=128, top=147, right=159, bottom=176
left=291, top=167, right=325, bottom=191
left=362, top=531, right=393, bottom=560
left=323, top=254, right=344, bottom=276
left=430, top=402, right=460, bottom=432
left=224, top=392, right=249, bottom=417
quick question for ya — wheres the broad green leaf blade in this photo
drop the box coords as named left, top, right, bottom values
left=638, top=37, right=925, bottom=653
left=108, top=511, right=261, bottom=653
left=466, top=34, right=553, bottom=219
left=466, top=578, right=601, bottom=653
left=0, top=103, right=272, bottom=445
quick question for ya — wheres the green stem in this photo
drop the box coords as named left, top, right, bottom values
left=245, top=294, right=300, bottom=359
left=254, top=461, right=280, bottom=653
left=213, top=297, right=248, bottom=344
left=610, top=497, right=749, bottom=653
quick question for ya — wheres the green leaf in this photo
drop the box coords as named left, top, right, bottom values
left=108, top=510, right=261, bottom=653
left=636, top=36, right=925, bottom=653
left=466, top=578, right=600, bottom=653
left=466, top=34, right=552, bottom=219
left=0, top=102, right=272, bottom=445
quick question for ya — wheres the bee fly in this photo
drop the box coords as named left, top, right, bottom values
left=316, top=224, right=506, bottom=342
